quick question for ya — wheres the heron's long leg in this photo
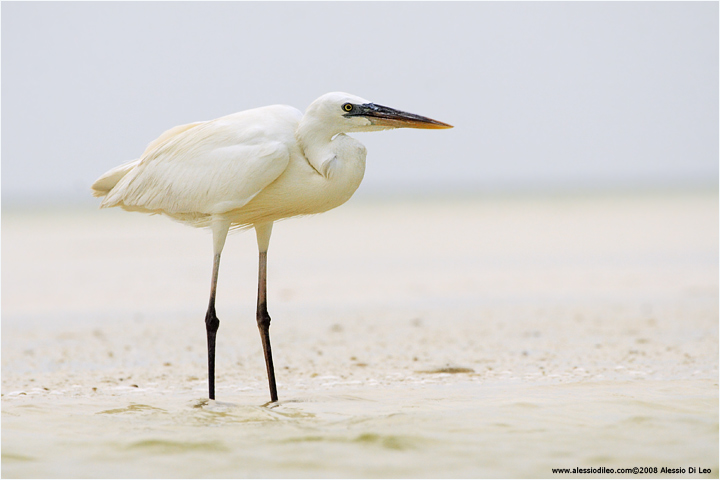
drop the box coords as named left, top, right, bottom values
left=206, top=219, right=230, bottom=400
left=255, top=223, right=278, bottom=402
left=257, top=250, right=278, bottom=402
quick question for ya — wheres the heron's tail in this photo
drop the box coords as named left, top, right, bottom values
left=91, top=159, right=141, bottom=198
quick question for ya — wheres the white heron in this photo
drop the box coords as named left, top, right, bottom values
left=92, top=92, right=452, bottom=402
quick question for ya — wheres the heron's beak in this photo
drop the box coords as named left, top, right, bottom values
left=350, top=103, right=453, bottom=129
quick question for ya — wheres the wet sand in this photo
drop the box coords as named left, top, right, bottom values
left=2, top=191, right=718, bottom=478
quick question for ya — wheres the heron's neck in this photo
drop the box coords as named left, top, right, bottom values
left=296, top=117, right=342, bottom=177
left=296, top=118, right=366, bottom=196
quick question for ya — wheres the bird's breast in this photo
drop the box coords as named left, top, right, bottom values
left=227, top=142, right=366, bottom=226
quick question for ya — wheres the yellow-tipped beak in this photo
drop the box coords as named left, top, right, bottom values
left=346, top=103, right=453, bottom=129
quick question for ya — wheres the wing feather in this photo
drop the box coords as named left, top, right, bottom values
left=91, top=158, right=141, bottom=197
left=100, top=107, right=298, bottom=218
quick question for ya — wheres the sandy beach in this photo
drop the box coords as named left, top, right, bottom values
left=2, top=191, right=718, bottom=478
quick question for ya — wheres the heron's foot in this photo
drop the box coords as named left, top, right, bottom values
left=261, top=399, right=279, bottom=409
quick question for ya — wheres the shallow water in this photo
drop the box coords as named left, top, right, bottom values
left=2, top=192, right=718, bottom=478
left=3, top=380, right=717, bottom=478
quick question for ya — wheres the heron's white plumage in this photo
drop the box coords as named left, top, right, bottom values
left=93, top=93, right=373, bottom=229
left=91, top=92, right=452, bottom=402
left=91, top=158, right=141, bottom=197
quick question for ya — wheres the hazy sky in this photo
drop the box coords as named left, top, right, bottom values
left=2, top=2, right=717, bottom=205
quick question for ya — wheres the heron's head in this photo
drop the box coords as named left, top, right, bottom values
left=305, top=92, right=453, bottom=135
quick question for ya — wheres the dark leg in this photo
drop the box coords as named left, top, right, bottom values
left=205, top=252, right=221, bottom=400
left=257, top=250, right=278, bottom=402
left=205, top=219, right=229, bottom=401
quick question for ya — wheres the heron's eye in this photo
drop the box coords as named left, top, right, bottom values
left=342, top=103, right=353, bottom=112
